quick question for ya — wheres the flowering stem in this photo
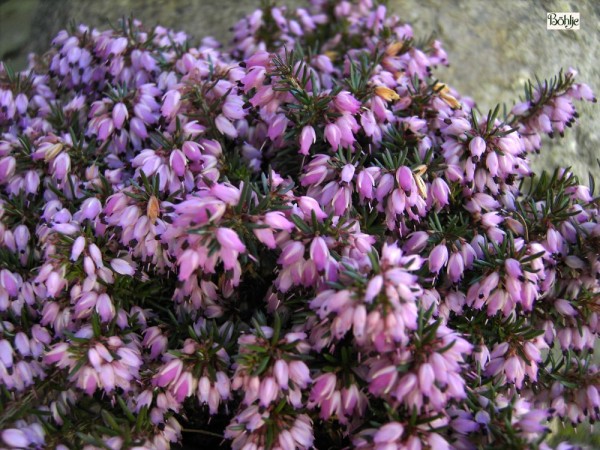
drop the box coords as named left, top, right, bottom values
left=182, top=428, right=225, bottom=439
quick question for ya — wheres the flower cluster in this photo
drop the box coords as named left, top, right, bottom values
left=0, top=1, right=598, bottom=449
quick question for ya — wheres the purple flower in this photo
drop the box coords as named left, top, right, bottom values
left=289, top=360, right=311, bottom=389
left=448, top=251, right=465, bottom=282
left=469, top=136, right=487, bottom=158
left=369, top=365, right=397, bottom=395
left=161, top=90, right=181, bottom=119
left=0, top=156, right=16, bottom=182
left=264, top=211, right=294, bottom=232
left=309, top=237, right=329, bottom=271
left=155, top=359, right=184, bottom=387
left=0, top=5, right=597, bottom=449
left=340, top=164, right=355, bottom=184
left=374, top=422, right=404, bottom=444
left=110, top=258, right=136, bottom=276
left=259, top=376, right=279, bottom=406
left=429, top=243, right=448, bottom=273
left=334, top=91, right=361, bottom=114
left=2, top=429, right=29, bottom=448
left=418, top=363, right=435, bottom=394
left=299, top=125, right=317, bottom=155
left=173, top=371, right=195, bottom=402
left=112, top=102, right=129, bottom=129
left=267, top=114, right=289, bottom=141
left=216, top=227, right=245, bottom=253
left=215, top=114, right=238, bottom=138
left=324, top=123, right=341, bottom=149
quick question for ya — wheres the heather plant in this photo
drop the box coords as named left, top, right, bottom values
left=0, top=0, right=598, bottom=449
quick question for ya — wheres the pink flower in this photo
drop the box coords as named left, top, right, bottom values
left=0, top=340, right=13, bottom=368
left=216, top=371, right=231, bottom=400
left=340, top=164, right=355, bottom=183
left=97, top=117, right=115, bottom=141
left=215, top=114, right=238, bottom=138
left=469, top=136, right=486, bottom=158
left=15, top=93, right=28, bottom=115
left=264, top=211, right=294, bottom=231
left=519, top=410, right=548, bottom=433
left=161, top=90, right=181, bottom=119
left=52, top=153, right=71, bottom=180
left=374, top=422, right=404, bottom=444
left=300, top=125, right=317, bottom=155
left=555, top=299, right=577, bottom=316
left=427, top=433, right=450, bottom=450
left=448, top=252, right=464, bottom=282
left=429, top=243, right=448, bottom=273
left=297, top=196, right=328, bottom=220
left=0, top=270, right=19, bottom=296
left=356, top=169, right=375, bottom=198
left=278, top=430, right=295, bottom=450
left=216, top=228, right=246, bottom=253
left=96, top=293, right=115, bottom=322
left=110, top=37, right=128, bottom=55
left=403, top=231, right=429, bottom=254
left=361, top=110, right=377, bottom=136
left=0, top=157, right=16, bottom=181
left=2, top=429, right=29, bottom=448
left=431, top=177, right=450, bottom=207
left=110, top=258, right=136, bottom=276
left=486, top=151, right=499, bottom=176
left=289, top=415, right=314, bottom=447
left=169, top=150, right=187, bottom=177
left=274, top=360, right=289, bottom=389
left=310, top=373, right=337, bottom=402
left=278, top=241, right=305, bottom=266
left=369, top=365, right=397, bottom=395
left=112, top=102, right=129, bottom=129
left=259, top=377, right=279, bottom=406
left=253, top=227, right=276, bottom=249
left=178, top=249, right=201, bottom=281
left=288, top=360, right=311, bottom=388
left=249, top=85, right=275, bottom=107
left=418, top=363, right=435, bottom=394
left=0, top=7, right=598, bottom=449
left=154, top=359, right=184, bottom=387
left=173, top=371, right=195, bottom=402
left=45, top=272, right=65, bottom=298
left=504, top=355, right=525, bottom=388
left=44, top=342, right=69, bottom=364
left=182, top=141, right=202, bottom=161
left=334, top=91, right=361, bottom=114
left=396, top=166, right=413, bottom=192
left=309, top=237, right=329, bottom=271
left=79, top=197, right=102, bottom=220
left=324, top=123, right=341, bottom=149
left=316, top=391, right=339, bottom=420
left=353, top=304, right=367, bottom=339
left=242, top=66, right=266, bottom=91
left=80, top=367, right=100, bottom=395
left=267, top=114, right=289, bottom=140
left=222, top=95, right=246, bottom=120
left=130, top=117, right=148, bottom=138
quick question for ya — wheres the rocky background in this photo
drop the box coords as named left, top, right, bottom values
left=1, top=0, right=598, bottom=182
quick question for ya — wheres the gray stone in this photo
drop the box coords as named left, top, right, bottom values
left=392, top=0, right=600, bottom=184
left=0, top=0, right=597, bottom=182
left=0, top=0, right=39, bottom=69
